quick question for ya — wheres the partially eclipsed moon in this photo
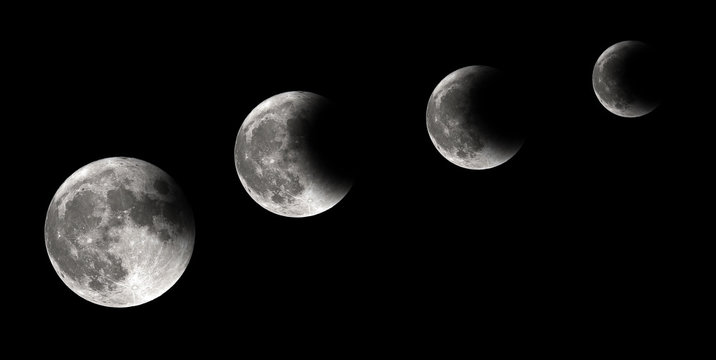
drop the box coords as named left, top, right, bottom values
left=592, top=40, right=662, bottom=118
left=426, top=65, right=525, bottom=170
left=44, top=157, right=195, bottom=307
left=234, top=91, right=353, bottom=217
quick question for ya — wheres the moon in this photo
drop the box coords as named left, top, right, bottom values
left=44, top=157, right=194, bottom=307
left=426, top=65, right=525, bottom=170
left=234, top=91, right=354, bottom=217
left=592, top=40, right=662, bottom=117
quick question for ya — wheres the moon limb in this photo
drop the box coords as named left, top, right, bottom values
left=45, top=157, right=194, bottom=307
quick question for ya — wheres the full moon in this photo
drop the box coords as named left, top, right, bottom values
left=426, top=65, right=525, bottom=170
left=44, top=157, right=194, bottom=307
left=592, top=40, right=661, bottom=117
left=235, top=91, right=354, bottom=217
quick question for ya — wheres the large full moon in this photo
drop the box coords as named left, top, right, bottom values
left=592, top=40, right=661, bottom=118
left=44, top=157, right=194, bottom=307
left=426, top=65, right=525, bottom=170
left=234, top=91, right=353, bottom=217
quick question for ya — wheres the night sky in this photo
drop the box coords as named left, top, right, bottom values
left=10, top=3, right=707, bottom=353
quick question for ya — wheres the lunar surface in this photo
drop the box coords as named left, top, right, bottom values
left=592, top=40, right=661, bottom=117
left=235, top=91, right=353, bottom=217
left=44, top=157, right=194, bottom=307
left=426, top=65, right=525, bottom=170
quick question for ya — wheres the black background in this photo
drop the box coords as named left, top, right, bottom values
left=9, top=3, right=709, bottom=354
